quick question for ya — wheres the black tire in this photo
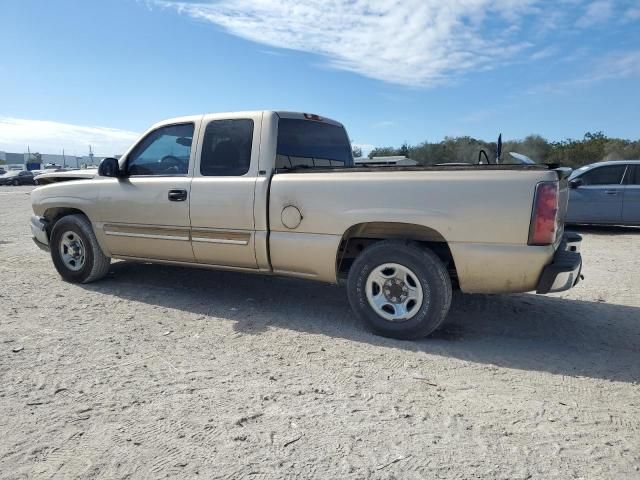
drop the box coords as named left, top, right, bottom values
left=50, top=214, right=111, bottom=283
left=347, top=240, right=452, bottom=340
left=12, top=179, right=19, bottom=186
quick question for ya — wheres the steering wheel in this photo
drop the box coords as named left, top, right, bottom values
left=159, top=155, right=184, bottom=174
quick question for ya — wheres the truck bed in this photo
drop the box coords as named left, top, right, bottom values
left=275, top=163, right=557, bottom=174
left=266, top=165, right=569, bottom=293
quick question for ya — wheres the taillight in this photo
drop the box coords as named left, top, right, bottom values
left=529, top=181, right=559, bottom=246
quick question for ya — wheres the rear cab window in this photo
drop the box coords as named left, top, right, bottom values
left=276, top=117, right=353, bottom=169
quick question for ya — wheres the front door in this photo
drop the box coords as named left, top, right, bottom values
left=97, top=122, right=197, bottom=262
left=567, top=164, right=626, bottom=224
left=189, top=113, right=261, bottom=268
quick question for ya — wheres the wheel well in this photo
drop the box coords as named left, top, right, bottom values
left=43, top=208, right=87, bottom=236
left=336, top=222, right=458, bottom=286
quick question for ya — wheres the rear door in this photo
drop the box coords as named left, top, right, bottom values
left=567, top=164, right=626, bottom=224
left=622, top=165, right=640, bottom=225
left=189, top=112, right=262, bottom=268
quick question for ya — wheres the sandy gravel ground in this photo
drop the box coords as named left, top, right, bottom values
left=1, top=185, right=639, bottom=479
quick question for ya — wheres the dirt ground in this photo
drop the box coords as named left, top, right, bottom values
left=1, top=185, right=639, bottom=479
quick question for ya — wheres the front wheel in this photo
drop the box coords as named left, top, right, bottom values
left=50, top=214, right=111, bottom=283
left=347, top=241, right=452, bottom=340
left=12, top=179, right=19, bottom=186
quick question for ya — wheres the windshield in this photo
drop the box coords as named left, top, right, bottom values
left=276, top=118, right=353, bottom=169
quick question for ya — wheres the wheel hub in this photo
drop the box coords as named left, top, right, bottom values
left=59, top=231, right=86, bottom=271
left=383, top=278, right=409, bottom=304
left=70, top=244, right=81, bottom=258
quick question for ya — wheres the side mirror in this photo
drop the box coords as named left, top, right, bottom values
left=569, top=179, right=582, bottom=189
left=98, top=157, right=121, bottom=177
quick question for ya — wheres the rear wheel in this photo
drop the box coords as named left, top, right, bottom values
left=347, top=240, right=452, bottom=340
left=12, top=179, right=19, bottom=186
left=50, top=214, right=111, bottom=283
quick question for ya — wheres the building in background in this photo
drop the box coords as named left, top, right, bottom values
left=1, top=151, right=107, bottom=169
left=0, top=152, right=27, bottom=165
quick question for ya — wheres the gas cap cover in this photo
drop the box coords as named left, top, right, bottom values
left=281, top=205, right=303, bottom=229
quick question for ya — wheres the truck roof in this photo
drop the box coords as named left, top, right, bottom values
left=154, top=111, right=345, bottom=129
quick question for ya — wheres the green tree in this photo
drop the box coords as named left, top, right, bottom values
left=367, top=132, right=640, bottom=168
left=368, top=147, right=399, bottom=159
left=399, top=142, right=410, bottom=158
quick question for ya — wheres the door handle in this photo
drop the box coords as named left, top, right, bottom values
left=604, top=190, right=619, bottom=196
left=168, top=189, right=188, bottom=202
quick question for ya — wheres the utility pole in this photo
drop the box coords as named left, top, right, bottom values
left=62, top=149, right=66, bottom=168
left=89, top=145, right=94, bottom=166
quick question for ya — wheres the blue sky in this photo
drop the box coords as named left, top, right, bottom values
left=1, top=0, right=639, bottom=156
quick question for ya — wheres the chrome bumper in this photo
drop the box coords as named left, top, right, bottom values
left=536, top=233, right=583, bottom=294
left=31, top=215, right=50, bottom=252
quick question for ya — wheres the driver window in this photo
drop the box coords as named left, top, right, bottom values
left=126, top=123, right=194, bottom=176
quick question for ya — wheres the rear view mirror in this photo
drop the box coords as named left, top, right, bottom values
left=98, top=157, right=121, bottom=177
left=569, top=179, right=582, bottom=189
left=176, top=137, right=192, bottom=147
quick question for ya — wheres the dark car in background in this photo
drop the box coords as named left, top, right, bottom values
left=566, top=160, right=640, bottom=226
left=0, top=170, right=36, bottom=186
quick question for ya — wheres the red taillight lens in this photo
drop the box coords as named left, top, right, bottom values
left=529, top=181, right=559, bottom=245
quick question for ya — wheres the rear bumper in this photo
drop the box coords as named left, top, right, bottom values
left=536, top=232, right=582, bottom=294
left=31, top=215, right=50, bottom=252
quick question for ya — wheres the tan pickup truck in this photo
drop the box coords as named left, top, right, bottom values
left=31, top=111, right=583, bottom=339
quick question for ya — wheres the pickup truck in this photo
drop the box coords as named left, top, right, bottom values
left=31, top=111, right=583, bottom=339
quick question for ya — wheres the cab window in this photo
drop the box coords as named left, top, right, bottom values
left=200, top=119, right=254, bottom=176
left=126, top=123, right=194, bottom=176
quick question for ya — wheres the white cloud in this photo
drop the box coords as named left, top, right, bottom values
left=0, top=117, right=139, bottom=156
left=531, top=46, right=558, bottom=61
left=159, top=0, right=549, bottom=87
left=576, top=0, right=614, bottom=28
left=526, top=49, right=640, bottom=94
left=627, top=3, right=640, bottom=20
left=372, top=121, right=396, bottom=128
left=586, top=49, right=640, bottom=82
